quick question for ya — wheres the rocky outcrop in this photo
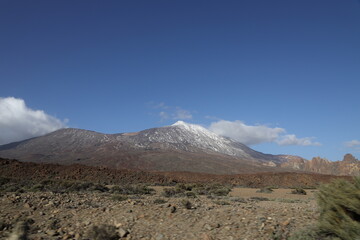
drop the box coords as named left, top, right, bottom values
left=281, top=154, right=360, bottom=176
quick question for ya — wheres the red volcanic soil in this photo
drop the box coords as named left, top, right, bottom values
left=0, top=158, right=351, bottom=188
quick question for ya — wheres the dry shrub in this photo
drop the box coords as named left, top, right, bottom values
left=162, top=187, right=185, bottom=197
left=291, top=188, right=307, bottom=195
left=256, top=187, right=273, bottom=193
left=111, top=194, right=128, bottom=201
left=153, top=198, right=167, bottom=204
left=316, top=177, right=360, bottom=240
left=181, top=200, right=193, bottom=209
left=86, top=224, right=119, bottom=240
left=290, top=177, right=360, bottom=240
left=110, top=184, right=154, bottom=195
left=192, top=183, right=231, bottom=196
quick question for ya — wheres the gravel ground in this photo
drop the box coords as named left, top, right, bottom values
left=0, top=187, right=318, bottom=240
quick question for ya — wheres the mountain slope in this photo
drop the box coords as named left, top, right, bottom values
left=0, top=121, right=358, bottom=175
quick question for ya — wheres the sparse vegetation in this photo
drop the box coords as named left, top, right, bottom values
left=288, top=227, right=323, bottom=240
left=86, top=224, right=119, bottom=240
left=153, top=198, right=167, bottom=204
left=289, top=177, right=360, bottom=240
left=110, top=184, right=154, bottom=195
left=256, top=187, right=273, bottom=193
left=250, top=197, right=269, bottom=201
left=291, top=188, right=307, bottom=195
left=185, top=191, right=197, bottom=198
left=0, top=177, right=10, bottom=185
left=111, top=194, right=128, bottom=201
left=162, top=187, right=186, bottom=197
left=2, top=157, right=358, bottom=240
left=162, top=183, right=231, bottom=198
left=181, top=199, right=193, bottom=209
left=192, top=183, right=232, bottom=196
left=274, top=198, right=303, bottom=203
left=213, top=200, right=230, bottom=205
left=7, top=221, right=29, bottom=240
left=0, top=178, right=157, bottom=198
left=229, top=197, right=247, bottom=203
left=316, top=177, right=360, bottom=240
left=175, top=183, right=196, bottom=191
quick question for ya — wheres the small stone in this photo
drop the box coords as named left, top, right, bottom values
left=118, top=228, right=129, bottom=238
left=24, top=203, right=31, bottom=208
left=170, top=206, right=176, bottom=213
left=204, top=224, right=212, bottom=231
left=115, top=222, right=123, bottom=228
left=259, top=217, right=266, bottom=223
left=46, top=229, right=58, bottom=236
left=155, top=233, right=164, bottom=240
left=259, top=223, right=265, bottom=230
left=282, top=219, right=292, bottom=226
left=62, top=234, right=72, bottom=239
left=202, top=233, right=213, bottom=240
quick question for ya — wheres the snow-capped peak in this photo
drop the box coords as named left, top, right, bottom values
left=167, top=121, right=244, bottom=154
left=172, top=121, right=204, bottom=130
left=171, top=121, right=216, bottom=136
left=171, top=120, right=187, bottom=126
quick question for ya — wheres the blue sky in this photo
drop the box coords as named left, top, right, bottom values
left=1, top=0, right=359, bottom=161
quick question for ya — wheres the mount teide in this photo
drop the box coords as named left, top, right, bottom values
left=0, top=121, right=358, bottom=175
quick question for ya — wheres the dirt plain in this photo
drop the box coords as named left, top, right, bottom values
left=0, top=186, right=318, bottom=240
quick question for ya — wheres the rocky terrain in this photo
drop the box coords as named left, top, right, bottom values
left=0, top=158, right=356, bottom=240
left=0, top=184, right=319, bottom=240
left=0, top=121, right=359, bottom=175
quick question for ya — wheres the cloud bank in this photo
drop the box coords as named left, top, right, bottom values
left=344, top=140, right=360, bottom=151
left=0, top=97, right=67, bottom=145
left=209, top=120, right=320, bottom=146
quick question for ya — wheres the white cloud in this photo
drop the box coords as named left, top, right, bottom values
left=152, top=102, right=192, bottom=121
left=159, top=111, right=169, bottom=121
left=173, top=107, right=192, bottom=120
left=344, top=140, right=360, bottom=150
left=208, top=120, right=321, bottom=146
left=209, top=120, right=284, bottom=145
left=276, top=134, right=321, bottom=146
left=0, top=97, right=67, bottom=145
